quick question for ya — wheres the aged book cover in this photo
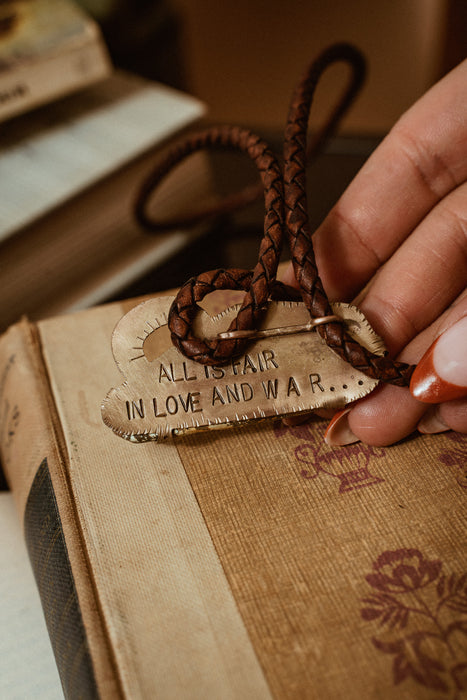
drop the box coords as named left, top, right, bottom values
left=0, top=291, right=466, bottom=699
left=0, top=0, right=111, bottom=122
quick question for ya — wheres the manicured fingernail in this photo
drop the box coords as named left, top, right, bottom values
left=417, top=408, right=449, bottom=435
left=324, top=408, right=360, bottom=445
left=410, top=317, right=467, bottom=404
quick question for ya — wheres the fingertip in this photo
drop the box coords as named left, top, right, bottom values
left=417, top=407, right=449, bottom=435
left=333, top=386, right=426, bottom=447
left=437, top=399, right=467, bottom=434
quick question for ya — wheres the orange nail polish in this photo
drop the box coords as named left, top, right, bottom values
left=324, top=408, right=359, bottom=446
left=410, top=317, right=467, bottom=404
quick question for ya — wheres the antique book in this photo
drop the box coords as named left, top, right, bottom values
left=0, top=70, right=209, bottom=331
left=0, top=291, right=466, bottom=699
left=0, top=0, right=111, bottom=122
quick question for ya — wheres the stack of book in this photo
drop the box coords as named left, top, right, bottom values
left=0, top=0, right=111, bottom=122
left=0, top=0, right=210, bottom=332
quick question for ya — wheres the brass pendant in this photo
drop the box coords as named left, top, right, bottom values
left=102, top=297, right=385, bottom=442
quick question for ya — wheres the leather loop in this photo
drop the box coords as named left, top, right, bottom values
left=163, top=126, right=288, bottom=365
left=135, top=43, right=415, bottom=385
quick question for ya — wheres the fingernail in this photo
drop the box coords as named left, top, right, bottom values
left=417, top=408, right=449, bottom=435
left=324, top=408, right=360, bottom=446
left=283, top=412, right=313, bottom=427
left=410, top=316, right=467, bottom=404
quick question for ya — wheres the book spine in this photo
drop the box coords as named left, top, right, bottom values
left=24, top=457, right=99, bottom=699
left=0, top=30, right=111, bottom=123
left=0, top=321, right=121, bottom=699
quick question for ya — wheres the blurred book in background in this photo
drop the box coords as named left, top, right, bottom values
left=0, top=70, right=210, bottom=331
left=0, top=0, right=111, bottom=122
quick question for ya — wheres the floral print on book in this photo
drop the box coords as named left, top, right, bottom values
left=438, top=432, right=467, bottom=489
left=274, top=420, right=385, bottom=493
left=361, top=548, right=467, bottom=697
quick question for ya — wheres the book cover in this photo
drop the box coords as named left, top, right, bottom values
left=0, top=0, right=111, bottom=122
left=0, top=291, right=466, bottom=698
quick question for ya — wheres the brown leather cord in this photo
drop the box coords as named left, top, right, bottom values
left=134, top=43, right=366, bottom=233
left=135, top=128, right=263, bottom=233
left=283, top=43, right=414, bottom=386
left=165, top=126, right=295, bottom=364
left=134, top=43, right=415, bottom=385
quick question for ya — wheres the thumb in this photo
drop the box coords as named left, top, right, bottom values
left=324, top=299, right=467, bottom=446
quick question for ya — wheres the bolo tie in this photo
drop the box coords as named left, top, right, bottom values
left=102, top=43, right=414, bottom=442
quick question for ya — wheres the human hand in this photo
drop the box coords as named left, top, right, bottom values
left=281, top=58, right=467, bottom=446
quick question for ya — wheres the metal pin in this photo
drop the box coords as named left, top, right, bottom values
left=216, top=314, right=341, bottom=341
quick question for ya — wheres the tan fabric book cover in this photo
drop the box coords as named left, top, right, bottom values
left=0, top=291, right=466, bottom=699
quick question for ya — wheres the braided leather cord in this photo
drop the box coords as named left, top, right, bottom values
left=134, top=42, right=367, bottom=234
left=135, top=43, right=415, bottom=385
left=165, top=125, right=291, bottom=364
left=284, top=43, right=414, bottom=386
left=135, top=131, right=262, bottom=233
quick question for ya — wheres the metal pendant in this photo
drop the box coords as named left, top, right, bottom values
left=102, top=297, right=385, bottom=442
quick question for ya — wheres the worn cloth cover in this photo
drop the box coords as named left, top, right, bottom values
left=0, top=293, right=466, bottom=699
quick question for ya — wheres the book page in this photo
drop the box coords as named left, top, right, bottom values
left=0, top=492, right=63, bottom=699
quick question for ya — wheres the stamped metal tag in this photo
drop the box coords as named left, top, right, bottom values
left=102, top=297, right=385, bottom=442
